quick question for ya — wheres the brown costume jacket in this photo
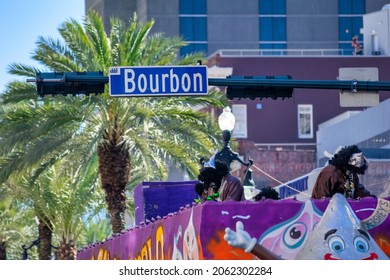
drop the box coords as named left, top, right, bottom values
left=311, top=165, right=372, bottom=199
left=219, top=174, right=245, bottom=201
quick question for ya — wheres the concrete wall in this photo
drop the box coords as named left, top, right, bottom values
left=286, top=0, right=339, bottom=49
left=207, top=0, right=259, bottom=54
left=317, top=98, right=390, bottom=163
left=362, top=8, right=390, bottom=56
left=147, top=0, right=179, bottom=37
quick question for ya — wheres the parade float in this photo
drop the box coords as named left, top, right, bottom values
left=77, top=180, right=390, bottom=260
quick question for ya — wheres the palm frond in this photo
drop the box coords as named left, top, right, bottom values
left=84, top=10, right=111, bottom=69
left=58, top=17, right=97, bottom=70
left=122, top=14, right=154, bottom=65
left=32, top=36, right=79, bottom=72
left=1, top=81, right=38, bottom=104
left=7, top=63, right=43, bottom=78
left=109, top=17, right=122, bottom=66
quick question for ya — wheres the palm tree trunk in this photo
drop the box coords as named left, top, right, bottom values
left=0, top=240, right=6, bottom=260
left=56, top=236, right=76, bottom=260
left=38, top=216, right=52, bottom=260
left=98, top=142, right=131, bottom=234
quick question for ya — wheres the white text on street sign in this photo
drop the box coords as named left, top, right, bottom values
left=109, top=66, right=208, bottom=97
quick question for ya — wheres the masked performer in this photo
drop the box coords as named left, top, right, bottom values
left=311, top=145, right=374, bottom=199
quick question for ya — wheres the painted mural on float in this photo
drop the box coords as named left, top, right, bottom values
left=77, top=196, right=390, bottom=260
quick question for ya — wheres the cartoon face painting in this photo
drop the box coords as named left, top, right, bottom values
left=322, top=228, right=378, bottom=260
left=295, top=193, right=389, bottom=260
left=258, top=200, right=323, bottom=259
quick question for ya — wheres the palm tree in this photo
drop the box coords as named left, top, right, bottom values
left=0, top=10, right=227, bottom=234
left=6, top=155, right=105, bottom=260
left=0, top=184, right=38, bottom=260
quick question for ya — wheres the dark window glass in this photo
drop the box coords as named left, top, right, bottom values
left=259, top=0, right=273, bottom=14
left=259, top=0, right=286, bottom=14
left=274, top=0, right=286, bottom=13
left=179, top=0, right=192, bottom=14
left=260, top=17, right=286, bottom=41
left=339, top=17, right=352, bottom=41
left=352, top=0, right=365, bottom=14
left=339, top=16, right=362, bottom=41
left=180, top=17, right=194, bottom=41
left=193, top=18, right=207, bottom=41
left=338, top=0, right=352, bottom=14
left=339, top=0, right=365, bottom=14
left=260, top=17, right=273, bottom=40
left=273, top=17, right=286, bottom=41
left=259, top=43, right=286, bottom=49
left=180, top=0, right=206, bottom=14
left=193, top=0, right=207, bottom=14
left=180, top=17, right=207, bottom=41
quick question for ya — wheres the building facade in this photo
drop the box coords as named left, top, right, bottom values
left=86, top=0, right=390, bottom=56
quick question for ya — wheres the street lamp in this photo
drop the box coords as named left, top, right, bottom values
left=214, top=107, right=253, bottom=170
left=214, top=107, right=257, bottom=197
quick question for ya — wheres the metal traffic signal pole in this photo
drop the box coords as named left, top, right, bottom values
left=27, top=71, right=390, bottom=99
left=208, top=75, right=390, bottom=100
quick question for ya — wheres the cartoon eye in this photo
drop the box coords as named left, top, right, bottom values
left=328, top=236, right=345, bottom=252
left=282, top=222, right=307, bottom=249
left=354, top=236, right=369, bottom=252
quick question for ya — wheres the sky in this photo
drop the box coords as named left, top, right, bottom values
left=0, top=0, right=85, bottom=93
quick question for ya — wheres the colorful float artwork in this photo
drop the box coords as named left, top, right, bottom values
left=77, top=181, right=390, bottom=260
left=295, top=194, right=389, bottom=259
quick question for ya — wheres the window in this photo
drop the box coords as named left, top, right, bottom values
left=338, top=0, right=365, bottom=15
left=259, top=0, right=286, bottom=50
left=338, top=16, right=362, bottom=41
left=232, top=104, right=248, bottom=139
left=259, top=0, right=286, bottom=15
left=179, top=0, right=206, bottom=14
left=338, top=0, right=365, bottom=55
left=298, top=105, right=313, bottom=139
left=179, top=0, right=207, bottom=56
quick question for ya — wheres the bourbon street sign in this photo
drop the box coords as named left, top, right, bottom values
left=109, top=66, right=208, bottom=97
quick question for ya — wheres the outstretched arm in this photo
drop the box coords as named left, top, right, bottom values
left=224, top=221, right=283, bottom=260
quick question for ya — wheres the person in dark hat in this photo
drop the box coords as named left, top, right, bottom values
left=311, top=145, right=374, bottom=199
left=197, top=160, right=245, bottom=202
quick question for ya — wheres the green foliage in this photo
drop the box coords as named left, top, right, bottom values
left=0, top=184, right=39, bottom=259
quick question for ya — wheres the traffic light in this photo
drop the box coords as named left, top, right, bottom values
left=224, top=75, right=294, bottom=100
left=35, top=71, right=107, bottom=97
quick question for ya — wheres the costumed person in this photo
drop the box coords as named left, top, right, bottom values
left=311, top=145, right=374, bottom=199
left=198, top=159, right=245, bottom=202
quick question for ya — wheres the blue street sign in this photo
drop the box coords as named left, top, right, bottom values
left=109, top=66, right=208, bottom=97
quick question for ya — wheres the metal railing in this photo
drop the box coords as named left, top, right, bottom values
left=254, top=142, right=316, bottom=151
left=209, top=49, right=357, bottom=58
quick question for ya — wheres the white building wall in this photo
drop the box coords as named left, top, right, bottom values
left=316, top=98, right=390, bottom=164
left=362, top=6, right=390, bottom=56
